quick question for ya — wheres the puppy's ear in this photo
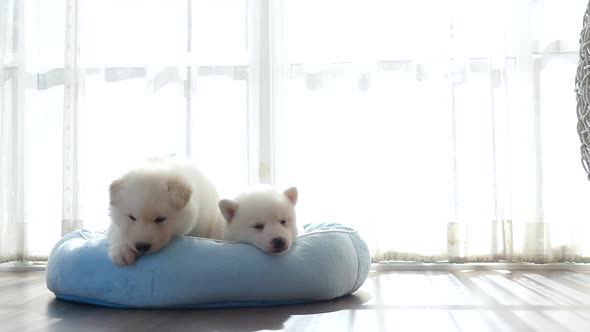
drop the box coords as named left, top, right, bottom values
left=109, top=178, right=125, bottom=205
left=283, top=187, right=298, bottom=206
left=218, top=199, right=239, bottom=223
left=167, top=179, right=192, bottom=210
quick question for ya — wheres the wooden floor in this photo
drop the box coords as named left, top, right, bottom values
left=2, top=269, right=590, bottom=331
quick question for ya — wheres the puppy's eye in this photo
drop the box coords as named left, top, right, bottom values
left=253, top=224, right=264, bottom=231
left=128, top=215, right=136, bottom=222
left=280, top=220, right=287, bottom=225
left=154, top=216, right=166, bottom=224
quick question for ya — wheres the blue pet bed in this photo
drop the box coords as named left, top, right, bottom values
left=46, top=223, right=371, bottom=309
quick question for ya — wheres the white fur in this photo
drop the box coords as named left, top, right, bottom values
left=107, top=158, right=224, bottom=265
left=219, top=185, right=299, bottom=255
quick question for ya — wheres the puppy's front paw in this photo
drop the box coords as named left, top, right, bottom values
left=110, top=246, right=136, bottom=265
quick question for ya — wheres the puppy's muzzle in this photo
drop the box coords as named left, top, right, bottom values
left=271, top=237, right=287, bottom=253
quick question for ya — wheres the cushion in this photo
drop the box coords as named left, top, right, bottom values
left=46, top=223, right=371, bottom=309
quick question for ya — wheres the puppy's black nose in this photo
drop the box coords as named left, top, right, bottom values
left=271, top=237, right=285, bottom=250
left=135, top=243, right=151, bottom=253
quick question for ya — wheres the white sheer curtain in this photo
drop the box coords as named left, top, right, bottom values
left=276, top=0, right=590, bottom=263
left=0, top=0, right=251, bottom=263
left=1, top=0, right=589, bottom=264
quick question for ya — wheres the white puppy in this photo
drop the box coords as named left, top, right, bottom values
left=219, top=186, right=299, bottom=255
left=108, top=158, right=224, bottom=265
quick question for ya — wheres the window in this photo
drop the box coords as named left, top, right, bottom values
left=1, top=0, right=589, bottom=264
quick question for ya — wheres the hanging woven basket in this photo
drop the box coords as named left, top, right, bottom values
left=576, top=2, right=590, bottom=180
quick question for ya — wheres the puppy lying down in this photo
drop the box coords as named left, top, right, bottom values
left=107, top=159, right=224, bottom=265
left=219, top=186, right=299, bottom=255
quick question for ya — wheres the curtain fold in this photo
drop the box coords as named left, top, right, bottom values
left=62, top=0, right=82, bottom=236
left=1, top=0, right=26, bottom=262
left=1, top=0, right=589, bottom=264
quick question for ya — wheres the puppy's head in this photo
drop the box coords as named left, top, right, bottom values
left=109, top=168, right=192, bottom=255
left=220, top=186, right=298, bottom=255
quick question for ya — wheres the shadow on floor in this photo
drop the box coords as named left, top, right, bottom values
left=41, top=290, right=371, bottom=332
